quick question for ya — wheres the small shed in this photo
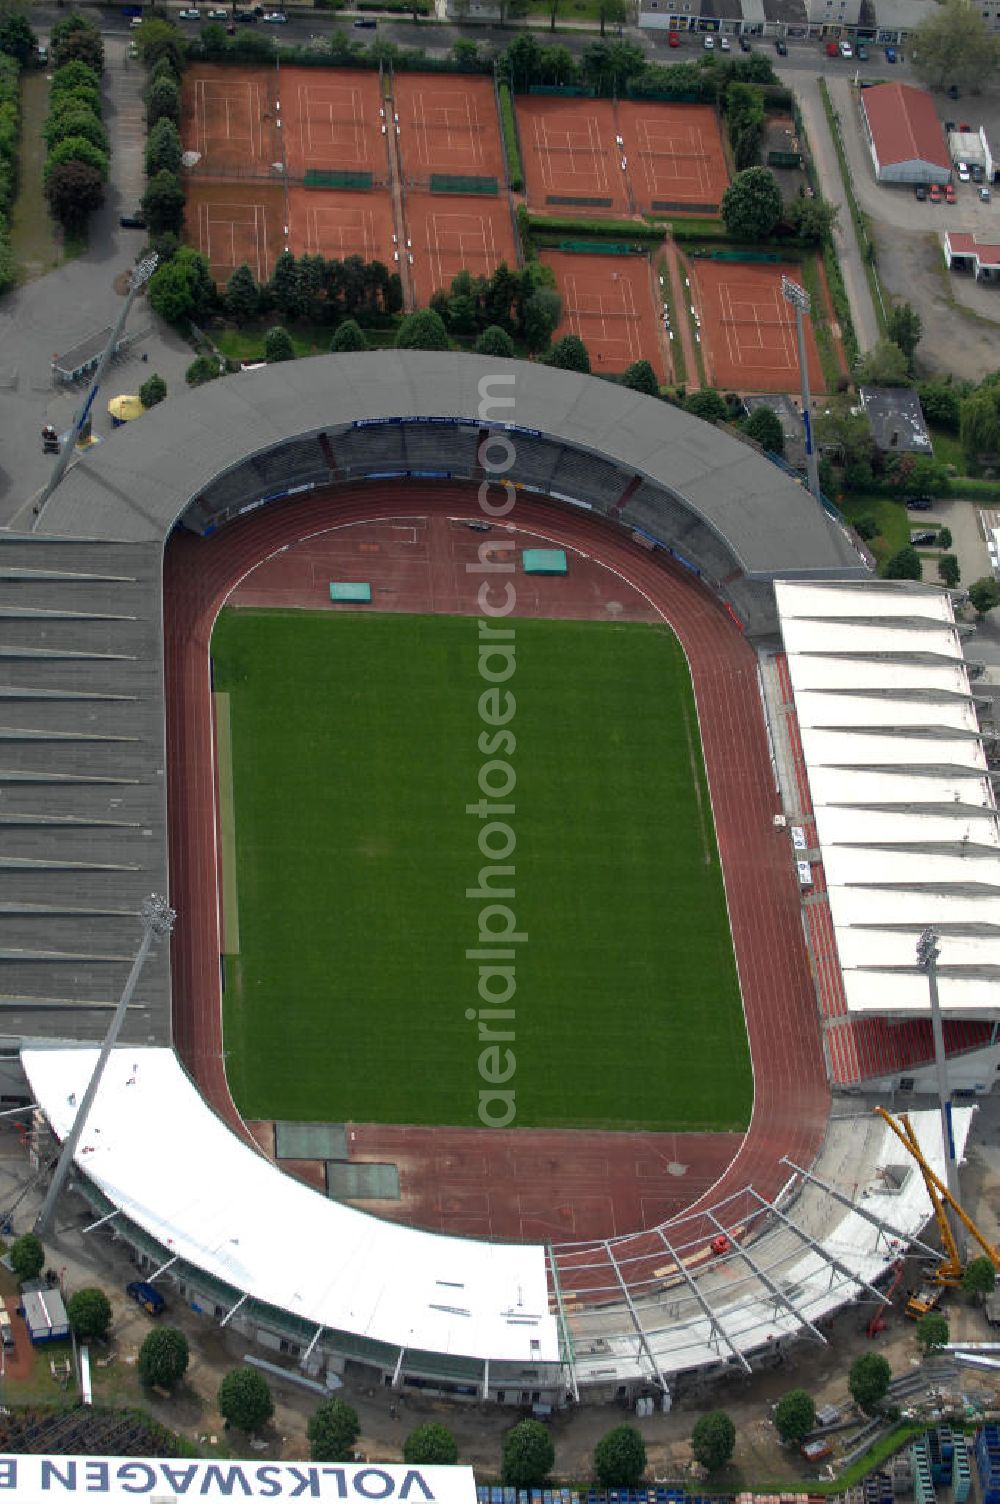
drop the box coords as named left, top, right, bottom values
left=947, top=130, right=985, bottom=169
left=22, top=1287, right=69, bottom=1345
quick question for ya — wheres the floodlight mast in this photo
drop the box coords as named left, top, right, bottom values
left=916, top=926, right=965, bottom=1258
left=781, top=275, right=821, bottom=503
left=34, top=894, right=175, bottom=1239
left=34, top=253, right=159, bottom=526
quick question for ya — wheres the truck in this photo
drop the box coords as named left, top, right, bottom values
left=126, top=1281, right=165, bottom=1316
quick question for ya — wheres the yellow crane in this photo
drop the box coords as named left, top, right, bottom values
left=874, top=1107, right=1000, bottom=1318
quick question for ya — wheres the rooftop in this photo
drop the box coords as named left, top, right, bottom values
left=859, top=385, right=932, bottom=453
left=862, top=82, right=951, bottom=170
left=948, top=230, right=1000, bottom=267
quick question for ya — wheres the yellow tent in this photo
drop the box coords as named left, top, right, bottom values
left=108, top=394, right=145, bottom=427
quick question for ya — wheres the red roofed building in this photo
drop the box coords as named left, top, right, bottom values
left=945, top=230, right=1000, bottom=281
left=860, top=82, right=951, bottom=185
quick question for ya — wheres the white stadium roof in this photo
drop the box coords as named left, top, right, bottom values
left=21, top=1047, right=560, bottom=1366
left=775, top=579, right=1000, bottom=1018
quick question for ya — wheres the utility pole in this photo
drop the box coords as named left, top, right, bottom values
left=34, top=894, right=174, bottom=1239
left=781, top=275, right=821, bottom=502
left=917, top=926, right=965, bottom=1258
left=33, top=253, right=158, bottom=527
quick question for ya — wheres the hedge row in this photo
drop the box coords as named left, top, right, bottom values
left=43, top=50, right=109, bottom=238
left=498, top=82, right=523, bottom=194
left=0, top=55, right=18, bottom=292
left=823, top=238, right=858, bottom=371
left=188, top=34, right=490, bottom=72
left=526, top=212, right=665, bottom=242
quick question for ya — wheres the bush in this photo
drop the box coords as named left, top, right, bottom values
left=916, top=1310, right=949, bottom=1354
left=501, top=1421, right=554, bottom=1488
left=67, top=1287, right=112, bottom=1342
left=593, top=1426, right=646, bottom=1487
left=684, top=388, right=727, bottom=424
left=43, top=107, right=108, bottom=154
left=547, top=333, right=590, bottom=373
left=396, top=307, right=449, bottom=351
left=9, top=1233, right=44, bottom=1282
left=225, top=262, right=260, bottom=324
left=937, top=525, right=952, bottom=550
left=691, top=1411, right=735, bottom=1473
left=853, top=514, right=879, bottom=541
left=186, top=354, right=222, bottom=386
left=138, top=1327, right=189, bottom=1390
left=403, top=1424, right=458, bottom=1466
left=264, top=325, right=295, bottom=363
left=621, top=359, right=660, bottom=397
left=308, top=1397, right=360, bottom=1462
left=883, top=545, right=922, bottom=581
left=330, top=318, right=369, bottom=352
left=475, top=324, right=514, bottom=358
left=218, top=1367, right=274, bottom=1433
left=969, top=576, right=1000, bottom=615
left=499, top=82, right=523, bottom=193
left=139, top=372, right=167, bottom=408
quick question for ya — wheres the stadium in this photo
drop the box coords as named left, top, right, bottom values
left=4, top=351, right=998, bottom=1406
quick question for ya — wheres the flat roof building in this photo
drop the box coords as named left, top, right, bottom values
left=860, top=82, right=951, bottom=184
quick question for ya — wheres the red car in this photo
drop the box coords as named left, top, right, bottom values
left=929, top=183, right=942, bottom=202
left=945, top=183, right=957, bottom=203
left=668, top=28, right=681, bottom=44
left=825, top=39, right=839, bottom=55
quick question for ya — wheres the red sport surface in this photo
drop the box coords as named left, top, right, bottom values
left=405, top=192, right=518, bottom=301
left=692, top=259, right=829, bottom=393
left=616, top=99, right=729, bottom=213
left=394, top=74, right=505, bottom=182
left=542, top=250, right=668, bottom=380
left=516, top=96, right=629, bottom=214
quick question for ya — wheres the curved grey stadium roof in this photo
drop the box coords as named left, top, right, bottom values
left=37, top=352, right=861, bottom=578
left=2, top=352, right=864, bottom=1047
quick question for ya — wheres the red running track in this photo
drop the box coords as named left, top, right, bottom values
left=164, top=481, right=830, bottom=1296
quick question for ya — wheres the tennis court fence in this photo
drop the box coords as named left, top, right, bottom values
left=182, top=161, right=391, bottom=188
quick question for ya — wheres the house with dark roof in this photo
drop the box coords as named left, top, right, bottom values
left=860, top=82, right=951, bottom=185
left=859, top=386, right=932, bottom=454
left=945, top=231, right=1000, bottom=282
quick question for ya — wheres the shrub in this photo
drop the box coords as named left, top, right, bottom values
left=395, top=307, right=449, bottom=351
left=145, top=117, right=182, bottom=177
left=684, top=388, right=727, bottom=424
left=403, top=1424, right=458, bottom=1466
left=743, top=404, right=784, bottom=453
left=330, top=318, right=369, bottom=352
left=264, top=325, right=295, bottom=363
left=67, top=1287, right=112, bottom=1342
left=45, top=159, right=104, bottom=230
left=883, top=545, right=922, bottom=581
left=138, top=1327, right=189, bottom=1390
left=475, top=324, right=514, bottom=358
left=186, top=354, right=222, bottom=386
left=547, top=333, right=590, bottom=373
left=139, top=372, right=167, bottom=408
left=9, top=1233, right=44, bottom=1281
left=141, top=170, right=185, bottom=235
left=43, top=107, right=108, bottom=154
left=308, top=1397, right=360, bottom=1462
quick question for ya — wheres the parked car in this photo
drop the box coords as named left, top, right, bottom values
left=774, top=36, right=787, bottom=53
left=957, top=161, right=971, bottom=182
left=910, top=529, right=937, bottom=546
left=177, top=8, right=201, bottom=19
left=839, top=39, right=853, bottom=56
left=119, top=212, right=146, bottom=228
left=353, top=16, right=377, bottom=24
left=915, top=183, right=927, bottom=201
left=972, top=164, right=985, bottom=183
left=946, top=182, right=957, bottom=203
left=825, top=39, right=839, bottom=55
left=207, top=7, right=229, bottom=15
left=263, top=10, right=287, bottom=19
left=703, top=33, right=715, bottom=48
left=719, top=33, right=730, bottom=48
left=129, top=14, right=144, bottom=25
left=856, top=42, right=868, bottom=59
left=739, top=33, right=752, bottom=50
left=667, top=29, right=681, bottom=44
left=235, top=9, right=257, bottom=20
left=948, top=83, right=960, bottom=99
left=126, top=1281, right=166, bottom=1316
left=906, top=495, right=934, bottom=510
left=981, top=186, right=992, bottom=202
left=929, top=183, right=942, bottom=202
left=884, top=45, right=896, bottom=61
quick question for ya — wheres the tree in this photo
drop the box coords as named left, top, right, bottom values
left=138, top=1326, right=189, bottom=1390
left=218, top=1366, right=274, bottom=1433
left=857, top=339, right=912, bottom=388
left=684, top=388, right=728, bottom=424
left=186, top=353, right=222, bottom=386
left=140, top=372, right=167, bottom=408
left=269, top=249, right=303, bottom=321
left=149, top=259, right=195, bottom=324
left=622, top=359, right=660, bottom=397
left=743, top=405, right=784, bottom=453
left=969, top=576, right=1000, bottom=616
left=961, top=387, right=1000, bottom=467
left=264, top=325, right=295, bottom=363
left=141, top=171, right=184, bottom=235
left=308, top=1397, right=360, bottom=1462
left=522, top=288, right=562, bottom=353
left=52, top=25, right=103, bottom=73
left=784, top=196, right=838, bottom=245
left=773, top=1390, right=816, bottom=1445
left=44, top=136, right=109, bottom=184
left=593, top=1425, right=646, bottom=1487
left=916, top=1310, right=950, bottom=1354
left=597, top=0, right=628, bottom=35
left=146, top=74, right=181, bottom=129
left=724, top=81, right=765, bottom=171
left=395, top=308, right=449, bottom=351
left=937, top=526, right=952, bottom=549
left=49, top=59, right=101, bottom=99
left=920, top=380, right=962, bottom=433
left=547, top=333, right=591, bottom=373
left=225, top=262, right=260, bottom=324
left=690, top=1411, right=736, bottom=1473
left=9, top=1233, right=44, bottom=1282
left=403, top=1424, right=459, bottom=1467
left=887, top=302, right=922, bottom=374
left=848, top=1351, right=891, bottom=1413
left=67, top=1287, right=112, bottom=1342
left=883, top=545, right=922, bottom=581
left=173, top=248, right=217, bottom=320
left=44, top=107, right=109, bottom=154
left=136, top=18, right=188, bottom=73
left=501, top=1420, right=555, bottom=1488
left=475, top=325, right=515, bottom=358
left=330, top=318, right=368, bottom=353
left=451, top=38, right=479, bottom=66
left=962, top=1256, right=996, bottom=1300
left=0, top=15, right=37, bottom=66
left=816, top=396, right=875, bottom=469
left=911, top=0, right=1000, bottom=93
left=937, top=554, right=961, bottom=587
left=145, top=117, right=182, bottom=177
left=721, top=166, right=782, bottom=242
left=45, top=159, right=104, bottom=231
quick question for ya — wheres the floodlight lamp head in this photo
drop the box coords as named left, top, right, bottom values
left=781, top=275, right=810, bottom=313
left=131, top=253, right=159, bottom=291
left=916, top=927, right=940, bottom=970
left=140, top=892, right=175, bottom=937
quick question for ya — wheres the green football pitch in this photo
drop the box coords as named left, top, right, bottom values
left=212, top=609, right=752, bottom=1132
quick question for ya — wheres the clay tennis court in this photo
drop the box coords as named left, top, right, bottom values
left=185, top=179, right=285, bottom=287
left=181, top=64, right=279, bottom=176
left=394, top=74, right=504, bottom=181
left=542, top=250, right=666, bottom=380
left=280, top=65, right=387, bottom=181
left=286, top=187, right=395, bottom=265
left=405, top=192, right=517, bottom=301
left=516, top=96, right=628, bottom=215
left=617, top=100, right=728, bottom=213
left=692, top=259, right=828, bottom=393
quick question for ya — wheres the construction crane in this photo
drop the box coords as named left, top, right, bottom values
left=874, top=1107, right=1000, bottom=1318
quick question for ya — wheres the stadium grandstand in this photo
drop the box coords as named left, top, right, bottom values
left=1, top=353, right=996, bottom=1405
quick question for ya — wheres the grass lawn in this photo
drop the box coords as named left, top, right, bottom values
left=840, top=493, right=910, bottom=571
left=214, top=321, right=399, bottom=363
left=930, top=425, right=964, bottom=472
left=213, top=610, right=750, bottom=1132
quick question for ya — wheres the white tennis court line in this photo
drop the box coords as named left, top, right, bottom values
left=532, top=115, right=609, bottom=195
left=194, top=77, right=262, bottom=159
left=197, top=199, right=266, bottom=283
left=562, top=271, right=642, bottom=364
left=410, top=88, right=482, bottom=170
left=304, top=205, right=376, bottom=258
left=632, top=118, right=713, bottom=197
left=424, top=212, right=500, bottom=291
left=297, top=84, right=368, bottom=165
left=716, top=278, right=800, bottom=372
